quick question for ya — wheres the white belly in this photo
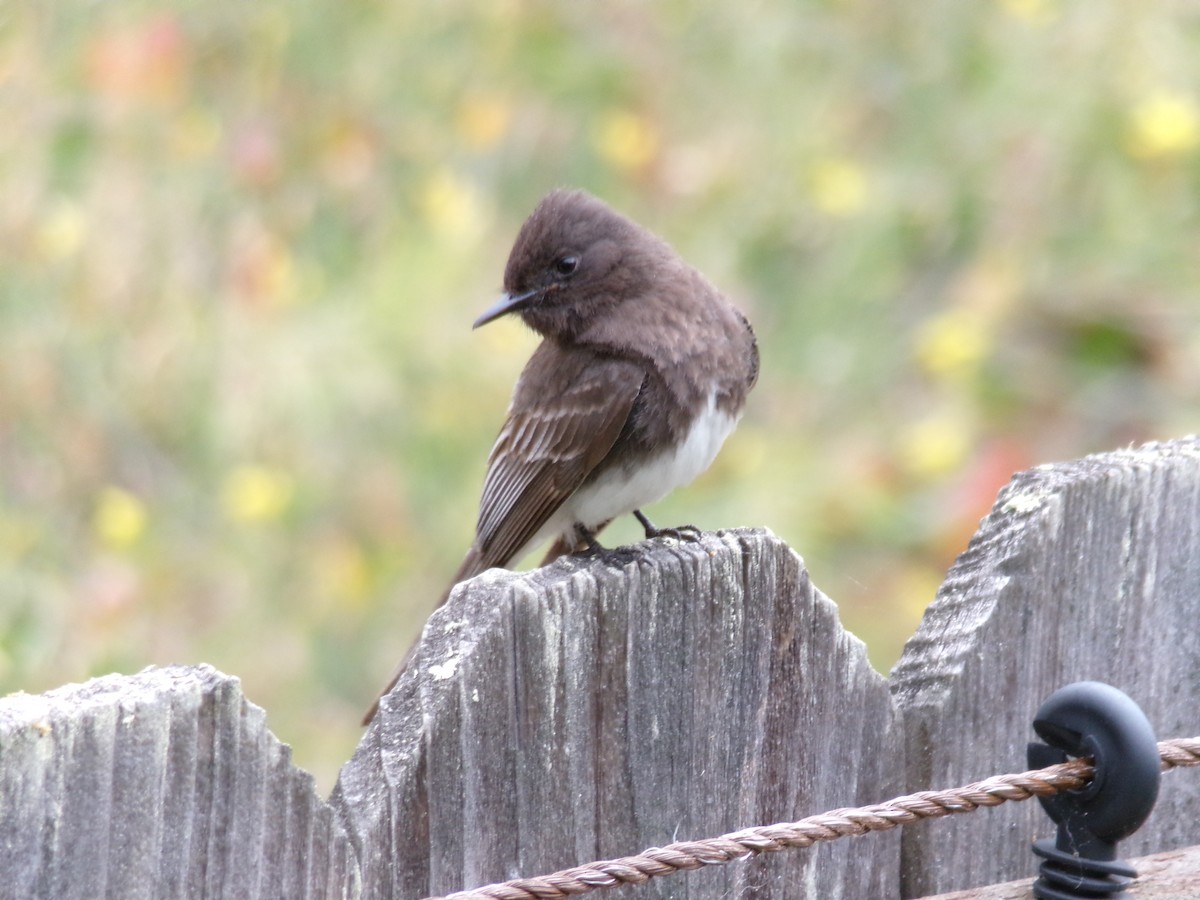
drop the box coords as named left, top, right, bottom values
left=514, top=392, right=738, bottom=562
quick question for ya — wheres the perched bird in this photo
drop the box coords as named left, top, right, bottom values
left=365, top=189, right=758, bottom=722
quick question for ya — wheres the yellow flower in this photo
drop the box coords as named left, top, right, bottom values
left=807, top=158, right=868, bottom=217
left=36, top=201, right=87, bottom=261
left=998, top=0, right=1056, bottom=24
left=721, top=427, right=768, bottom=478
left=914, top=310, right=991, bottom=381
left=1127, top=91, right=1200, bottom=161
left=93, top=487, right=148, bottom=551
left=420, top=168, right=484, bottom=241
left=314, top=538, right=372, bottom=608
left=170, top=108, right=222, bottom=160
left=900, top=414, right=971, bottom=479
left=254, top=238, right=297, bottom=306
left=456, top=94, right=512, bottom=151
left=0, top=514, right=38, bottom=560
left=221, top=465, right=294, bottom=523
left=895, top=563, right=947, bottom=618
left=594, top=111, right=659, bottom=174
left=258, top=8, right=291, bottom=50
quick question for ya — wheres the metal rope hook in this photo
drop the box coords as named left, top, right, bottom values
left=1026, top=681, right=1160, bottom=899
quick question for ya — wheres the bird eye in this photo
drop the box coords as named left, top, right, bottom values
left=554, top=255, right=579, bottom=276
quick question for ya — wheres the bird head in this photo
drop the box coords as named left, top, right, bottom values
left=474, top=190, right=665, bottom=340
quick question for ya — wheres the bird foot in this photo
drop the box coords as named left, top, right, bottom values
left=651, top=525, right=703, bottom=542
left=573, top=525, right=606, bottom=555
left=568, top=532, right=638, bottom=568
left=633, top=510, right=703, bottom=543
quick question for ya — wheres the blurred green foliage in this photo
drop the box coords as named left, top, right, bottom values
left=2, top=1, right=1198, bottom=793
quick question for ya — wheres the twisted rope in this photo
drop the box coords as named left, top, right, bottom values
left=425, top=736, right=1200, bottom=900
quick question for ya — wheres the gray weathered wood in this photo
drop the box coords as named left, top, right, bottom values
left=892, top=436, right=1200, bottom=897
left=3, top=438, right=1200, bottom=899
left=331, top=529, right=903, bottom=899
left=0, top=665, right=359, bottom=900
left=919, top=842, right=1200, bottom=899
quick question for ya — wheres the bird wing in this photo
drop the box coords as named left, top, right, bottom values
left=473, top=349, right=645, bottom=569
left=362, top=352, right=642, bottom=726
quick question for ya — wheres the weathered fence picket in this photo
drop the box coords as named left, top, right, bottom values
left=892, top=438, right=1200, bottom=896
left=2, top=436, right=1199, bottom=899
left=0, top=666, right=359, bottom=899
left=336, top=528, right=903, bottom=899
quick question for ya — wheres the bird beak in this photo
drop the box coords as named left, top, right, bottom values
left=473, top=288, right=540, bottom=329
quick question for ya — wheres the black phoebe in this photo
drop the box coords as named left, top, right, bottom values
left=365, top=189, right=758, bottom=721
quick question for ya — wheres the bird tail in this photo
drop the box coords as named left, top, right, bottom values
left=445, top=544, right=489, bottom=595
left=539, top=535, right=577, bottom=566
left=360, top=546, right=490, bottom=725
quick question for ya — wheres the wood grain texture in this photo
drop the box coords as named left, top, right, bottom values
left=0, top=664, right=359, bottom=900
left=892, top=436, right=1200, bottom=898
left=919, top=843, right=1200, bottom=899
left=331, top=528, right=903, bottom=899
left=4, top=439, right=1200, bottom=899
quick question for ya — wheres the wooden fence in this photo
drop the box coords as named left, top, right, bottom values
left=3, top=436, right=1200, bottom=899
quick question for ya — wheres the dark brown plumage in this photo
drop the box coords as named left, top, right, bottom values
left=364, top=189, right=758, bottom=723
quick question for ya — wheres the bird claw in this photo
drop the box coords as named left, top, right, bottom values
left=633, top=510, right=702, bottom=543
left=649, top=524, right=703, bottom=542
left=575, top=526, right=606, bottom=555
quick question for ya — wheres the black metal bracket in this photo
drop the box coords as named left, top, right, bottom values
left=1027, top=681, right=1160, bottom=899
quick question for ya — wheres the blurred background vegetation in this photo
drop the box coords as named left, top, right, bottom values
left=3, top=1, right=1198, bottom=793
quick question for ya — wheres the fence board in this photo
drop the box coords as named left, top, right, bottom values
left=921, top=843, right=1200, bottom=900
left=3, top=438, right=1200, bottom=898
left=332, top=529, right=904, bottom=899
left=892, top=437, right=1200, bottom=897
left=0, top=665, right=359, bottom=900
